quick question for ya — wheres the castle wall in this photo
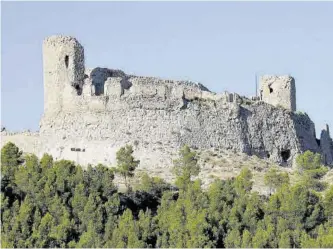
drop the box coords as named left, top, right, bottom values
left=36, top=53, right=332, bottom=168
left=1, top=132, right=41, bottom=156
left=37, top=72, right=322, bottom=169
left=4, top=72, right=330, bottom=169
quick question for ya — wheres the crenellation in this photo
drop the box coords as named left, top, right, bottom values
left=90, top=68, right=114, bottom=95
left=82, top=78, right=94, bottom=96
left=104, top=77, right=123, bottom=98
left=74, top=68, right=216, bottom=108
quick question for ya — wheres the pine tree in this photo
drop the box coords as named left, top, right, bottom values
left=172, top=145, right=200, bottom=191
left=264, top=167, right=289, bottom=194
left=1, top=142, right=23, bottom=190
left=241, top=229, right=252, bottom=248
left=108, top=209, right=144, bottom=248
left=296, top=150, right=328, bottom=192
left=115, top=145, right=140, bottom=192
left=234, top=167, right=253, bottom=195
left=279, top=230, right=292, bottom=248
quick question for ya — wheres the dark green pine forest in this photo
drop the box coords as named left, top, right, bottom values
left=1, top=142, right=333, bottom=248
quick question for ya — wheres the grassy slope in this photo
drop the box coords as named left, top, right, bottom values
left=113, top=148, right=333, bottom=195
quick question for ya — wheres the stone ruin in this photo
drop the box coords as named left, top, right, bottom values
left=259, top=75, right=296, bottom=112
left=1, top=35, right=333, bottom=171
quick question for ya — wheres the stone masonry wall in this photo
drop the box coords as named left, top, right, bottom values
left=36, top=71, right=328, bottom=169
left=1, top=131, right=41, bottom=156
left=3, top=71, right=331, bottom=170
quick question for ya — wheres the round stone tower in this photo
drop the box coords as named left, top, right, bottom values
left=42, top=35, right=85, bottom=116
left=259, top=75, right=296, bottom=112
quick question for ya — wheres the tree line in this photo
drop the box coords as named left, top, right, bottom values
left=1, top=142, right=333, bottom=248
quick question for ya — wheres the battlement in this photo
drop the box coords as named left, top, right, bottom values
left=43, top=35, right=81, bottom=47
left=49, top=71, right=245, bottom=115
left=43, top=35, right=299, bottom=117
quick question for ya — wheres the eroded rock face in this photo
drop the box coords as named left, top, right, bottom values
left=320, top=125, right=333, bottom=165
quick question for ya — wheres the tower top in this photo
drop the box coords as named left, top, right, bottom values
left=43, top=35, right=82, bottom=46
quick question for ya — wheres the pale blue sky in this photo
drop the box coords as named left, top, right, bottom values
left=1, top=2, right=332, bottom=137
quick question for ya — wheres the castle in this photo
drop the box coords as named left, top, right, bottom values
left=2, top=35, right=333, bottom=172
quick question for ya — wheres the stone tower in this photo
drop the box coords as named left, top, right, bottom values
left=42, top=35, right=85, bottom=116
left=259, top=75, right=296, bottom=112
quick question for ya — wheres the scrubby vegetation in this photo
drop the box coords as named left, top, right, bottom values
left=1, top=142, right=333, bottom=248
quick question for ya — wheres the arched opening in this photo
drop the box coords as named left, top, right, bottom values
left=281, top=149, right=290, bottom=162
left=65, top=55, right=69, bottom=68
left=73, top=83, right=82, bottom=96
left=269, top=87, right=273, bottom=93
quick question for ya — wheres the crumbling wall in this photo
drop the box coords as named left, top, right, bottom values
left=1, top=131, right=41, bottom=156
left=38, top=86, right=307, bottom=169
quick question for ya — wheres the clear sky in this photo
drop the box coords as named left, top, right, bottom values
left=1, top=1, right=332, bottom=137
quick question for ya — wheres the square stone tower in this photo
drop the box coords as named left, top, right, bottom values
left=259, top=75, right=296, bottom=112
left=43, top=35, right=85, bottom=116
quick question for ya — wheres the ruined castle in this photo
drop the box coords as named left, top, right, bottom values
left=2, top=35, right=333, bottom=172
